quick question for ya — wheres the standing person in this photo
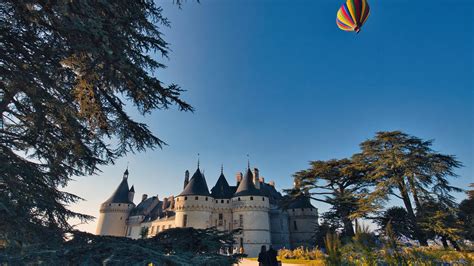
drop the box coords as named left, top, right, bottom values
left=257, top=245, right=269, bottom=266
left=267, top=245, right=279, bottom=266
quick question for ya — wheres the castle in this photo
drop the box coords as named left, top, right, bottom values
left=96, top=164, right=318, bottom=257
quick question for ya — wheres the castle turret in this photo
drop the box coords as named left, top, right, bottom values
left=96, top=169, right=135, bottom=236
left=232, top=167, right=271, bottom=257
left=288, top=192, right=318, bottom=248
left=174, top=166, right=213, bottom=229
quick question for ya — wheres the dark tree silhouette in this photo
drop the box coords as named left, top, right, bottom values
left=1, top=0, right=193, bottom=253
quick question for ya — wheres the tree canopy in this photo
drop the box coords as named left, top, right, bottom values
left=290, top=158, right=369, bottom=238
left=353, top=131, right=462, bottom=245
left=1, top=0, right=191, bottom=252
left=290, top=131, right=464, bottom=248
left=0, top=228, right=242, bottom=265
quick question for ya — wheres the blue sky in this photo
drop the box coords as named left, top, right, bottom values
left=66, top=0, right=473, bottom=233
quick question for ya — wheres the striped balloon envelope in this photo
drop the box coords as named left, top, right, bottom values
left=336, top=0, right=370, bottom=33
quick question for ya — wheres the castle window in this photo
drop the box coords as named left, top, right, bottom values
left=302, top=208, right=305, bottom=211
left=238, top=197, right=241, bottom=201
left=118, top=204, right=121, bottom=206
left=127, top=227, right=132, bottom=236
left=120, top=216, right=122, bottom=220
left=216, top=200, right=218, bottom=203
left=195, top=196, right=199, bottom=200
left=184, top=197, right=187, bottom=200
left=177, top=198, right=179, bottom=202
left=221, top=200, right=224, bottom=203
left=183, top=214, right=188, bottom=227
left=227, top=200, right=229, bottom=203
left=205, top=197, right=208, bottom=201
left=293, top=221, right=298, bottom=231
left=262, top=197, right=265, bottom=201
left=239, top=214, right=243, bottom=227
left=219, top=213, right=223, bottom=220
left=250, top=197, right=253, bottom=200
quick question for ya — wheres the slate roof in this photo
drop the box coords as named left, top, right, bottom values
left=288, top=195, right=315, bottom=209
left=179, top=168, right=210, bottom=196
left=233, top=168, right=262, bottom=197
left=130, top=196, right=176, bottom=222
left=210, top=172, right=235, bottom=198
left=103, top=174, right=133, bottom=204
left=259, top=182, right=283, bottom=204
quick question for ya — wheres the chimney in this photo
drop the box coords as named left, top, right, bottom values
left=128, top=185, right=135, bottom=202
left=236, top=172, right=243, bottom=185
left=183, top=170, right=190, bottom=189
left=269, top=181, right=275, bottom=187
left=253, top=168, right=260, bottom=189
left=162, top=197, right=168, bottom=209
left=141, top=194, right=148, bottom=202
left=259, top=177, right=265, bottom=184
left=169, top=196, right=175, bottom=209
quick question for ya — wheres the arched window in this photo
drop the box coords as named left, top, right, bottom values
left=250, top=197, right=253, bottom=200
left=195, top=196, right=199, bottom=200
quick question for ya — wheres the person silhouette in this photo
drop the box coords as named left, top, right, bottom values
left=257, top=245, right=270, bottom=266
left=267, top=245, right=278, bottom=266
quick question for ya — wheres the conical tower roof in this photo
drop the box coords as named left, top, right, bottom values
left=179, top=167, right=210, bottom=196
left=211, top=170, right=233, bottom=198
left=233, top=168, right=261, bottom=197
left=103, top=169, right=133, bottom=204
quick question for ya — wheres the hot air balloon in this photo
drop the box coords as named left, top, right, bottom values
left=336, top=0, right=370, bottom=33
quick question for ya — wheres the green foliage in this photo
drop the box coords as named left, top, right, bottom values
left=351, top=224, right=377, bottom=265
left=376, top=206, right=414, bottom=240
left=353, top=131, right=462, bottom=246
left=459, top=184, right=474, bottom=241
left=289, top=158, right=369, bottom=238
left=1, top=0, right=191, bottom=252
left=277, top=246, right=325, bottom=261
left=324, top=233, right=342, bottom=266
left=381, top=222, right=406, bottom=265
left=0, top=228, right=242, bottom=265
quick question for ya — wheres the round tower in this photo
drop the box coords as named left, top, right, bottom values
left=288, top=194, right=318, bottom=248
left=232, top=167, right=271, bottom=257
left=174, top=167, right=214, bottom=229
left=96, top=169, right=135, bottom=236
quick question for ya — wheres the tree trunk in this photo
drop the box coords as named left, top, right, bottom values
left=441, top=236, right=449, bottom=249
left=397, top=179, right=428, bottom=246
left=408, top=175, right=422, bottom=211
left=342, top=216, right=355, bottom=238
left=448, top=237, right=461, bottom=251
